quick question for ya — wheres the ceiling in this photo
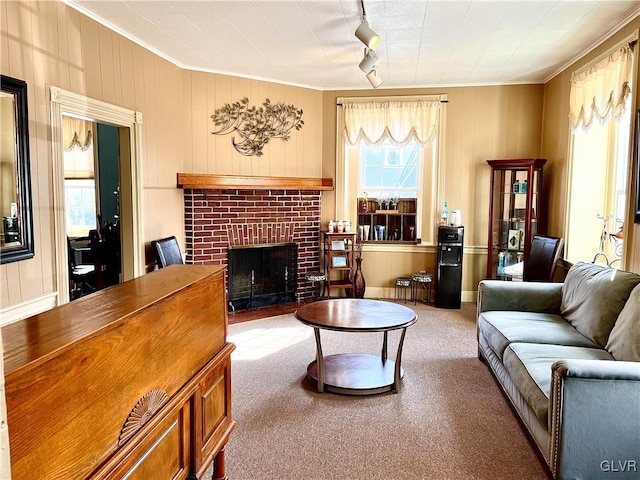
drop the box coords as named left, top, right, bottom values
left=65, top=0, right=640, bottom=91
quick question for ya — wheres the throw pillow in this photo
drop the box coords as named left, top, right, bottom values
left=561, top=262, right=640, bottom=347
left=606, top=283, right=640, bottom=361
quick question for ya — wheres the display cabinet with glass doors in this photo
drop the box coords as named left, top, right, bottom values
left=486, top=158, right=546, bottom=279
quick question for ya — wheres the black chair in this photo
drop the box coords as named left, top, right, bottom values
left=67, top=236, right=96, bottom=300
left=523, top=235, right=565, bottom=282
left=151, top=236, right=184, bottom=268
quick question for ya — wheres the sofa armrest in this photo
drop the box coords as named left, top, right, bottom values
left=549, top=359, right=640, bottom=479
left=477, top=280, right=562, bottom=314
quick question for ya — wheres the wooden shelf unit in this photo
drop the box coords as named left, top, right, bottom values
left=322, top=231, right=357, bottom=297
left=357, top=197, right=418, bottom=243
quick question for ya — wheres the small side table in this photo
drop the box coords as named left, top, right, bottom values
left=411, top=272, right=433, bottom=304
left=394, top=277, right=412, bottom=303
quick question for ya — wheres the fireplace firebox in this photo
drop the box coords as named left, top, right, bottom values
left=228, top=242, right=298, bottom=311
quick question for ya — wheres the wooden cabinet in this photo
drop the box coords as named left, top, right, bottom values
left=322, top=231, right=356, bottom=297
left=486, top=158, right=546, bottom=279
left=357, top=197, right=417, bottom=243
left=2, top=265, right=235, bottom=480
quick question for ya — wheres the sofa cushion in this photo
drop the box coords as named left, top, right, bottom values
left=478, top=311, right=599, bottom=360
left=605, top=284, right=640, bottom=361
left=561, top=262, right=640, bottom=347
left=503, top=343, right=615, bottom=428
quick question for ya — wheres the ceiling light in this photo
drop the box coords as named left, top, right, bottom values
left=355, top=21, right=380, bottom=50
left=358, top=49, right=378, bottom=73
left=366, top=69, right=382, bottom=89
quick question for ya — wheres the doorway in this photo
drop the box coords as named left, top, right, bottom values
left=64, top=117, right=123, bottom=300
left=50, top=86, right=144, bottom=305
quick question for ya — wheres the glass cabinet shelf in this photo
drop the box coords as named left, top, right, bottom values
left=486, top=158, right=547, bottom=279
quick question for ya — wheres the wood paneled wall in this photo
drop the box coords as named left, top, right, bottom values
left=0, top=1, right=324, bottom=310
left=181, top=72, right=323, bottom=179
left=1, top=1, right=184, bottom=307
left=2, top=0, right=636, bottom=313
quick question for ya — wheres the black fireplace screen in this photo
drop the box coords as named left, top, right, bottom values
left=227, top=242, right=298, bottom=311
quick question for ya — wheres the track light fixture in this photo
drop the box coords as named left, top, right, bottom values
left=366, top=69, right=382, bottom=88
left=358, top=48, right=378, bottom=73
left=355, top=20, right=380, bottom=50
left=355, top=1, right=382, bottom=89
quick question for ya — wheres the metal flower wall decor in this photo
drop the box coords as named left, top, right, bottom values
left=211, top=97, right=304, bottom=157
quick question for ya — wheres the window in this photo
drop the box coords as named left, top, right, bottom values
left=359, top=141, right=420, bottom=198
left=337, top=96, right=445, bottom=244
left=565, top=38, right=635, bottom=267
left=65, top=179, right=97, bottom=237
left=63, top=117, right=97, bottom=237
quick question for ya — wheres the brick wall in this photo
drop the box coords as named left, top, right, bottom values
left=183, top=188, right=322, bottom=302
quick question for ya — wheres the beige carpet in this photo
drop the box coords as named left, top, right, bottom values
left=219, top=301, right=549, bottom=480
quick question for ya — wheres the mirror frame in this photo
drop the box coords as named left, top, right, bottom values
left=635, top=109, right=640, bottom=223
left=1, top=75, right=34, bottom=263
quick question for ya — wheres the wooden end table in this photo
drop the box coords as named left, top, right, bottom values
left=295, top=298, right=417, bottom=395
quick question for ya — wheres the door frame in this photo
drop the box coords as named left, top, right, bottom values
left=50, top=86, right=144, bottom=305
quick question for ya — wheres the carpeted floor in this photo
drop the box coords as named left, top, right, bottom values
left=217, top=301, right=550, bottom=480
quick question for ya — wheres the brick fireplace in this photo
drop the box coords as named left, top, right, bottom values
left=179, top=175, right=332, bottom=304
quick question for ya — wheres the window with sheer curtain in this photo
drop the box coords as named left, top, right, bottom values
left=337, top=96, right=445, bottom=244
left=566, top=37, right=635, bottom=267
left=63, top=117, right=97, bottom=237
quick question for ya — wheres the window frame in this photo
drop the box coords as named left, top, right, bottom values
left=335, top=94, right=447, bottom=247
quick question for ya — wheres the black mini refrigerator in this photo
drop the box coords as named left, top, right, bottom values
left=436, top=225, right=464, bottom=309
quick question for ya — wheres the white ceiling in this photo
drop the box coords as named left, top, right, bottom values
left=65, top=0, right=640, bottom=91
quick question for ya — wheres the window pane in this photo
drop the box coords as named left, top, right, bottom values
left=360, top=142, right=420, bottom=197
left=566, top=105, right=631, bottom=267
left=65, top=179, right=96, bottom=237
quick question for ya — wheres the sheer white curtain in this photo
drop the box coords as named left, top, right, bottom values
left=343, top=99, right=440, bottom=146
left=565, top=36, right=635, bottom=267
left=569, top=42, right=634, bottom=131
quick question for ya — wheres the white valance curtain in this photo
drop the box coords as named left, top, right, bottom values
left=569, top=42, right=634, bottom=131
left=62, top=117, right=94, bottom=179
left=343, top=99, right=440, bottom=146
left=63, top=117, right=93, bottom=152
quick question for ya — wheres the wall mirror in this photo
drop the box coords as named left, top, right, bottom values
left=1, top=75, right=34, bottom=263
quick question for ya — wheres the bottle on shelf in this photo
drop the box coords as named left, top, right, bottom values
left=440, top=201, right=449, bottom=225
left=513, top=180, right=520, bottom=193
left=497, top=252, right=505, bottom=276
left=521, top=180, right=527, bottom=193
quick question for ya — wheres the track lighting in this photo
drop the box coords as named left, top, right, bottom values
left=358, top=49, right=378, bottom=73
left=366, top=69, right=382, bottom=88
left=355, top=20, right=380, bottom=50
left=356, top=0, right=382, bottom=88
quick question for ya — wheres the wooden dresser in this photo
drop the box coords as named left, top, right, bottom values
left=2, top=265, right=235, bottom=479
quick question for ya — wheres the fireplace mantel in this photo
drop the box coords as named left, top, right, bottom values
left=177, top=173, right=334, bottom=191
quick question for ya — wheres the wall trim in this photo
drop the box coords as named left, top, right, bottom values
left=362, top=287, right=477, bottom=303
left=359, top=244, right=487, bottom=254
left=0, top=292, right=57, bottom=327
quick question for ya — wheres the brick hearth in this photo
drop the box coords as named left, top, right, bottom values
left=183, top=188, right=322, bottom=302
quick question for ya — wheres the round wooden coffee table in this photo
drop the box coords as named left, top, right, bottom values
left=295, top=298, right=417, bottom=395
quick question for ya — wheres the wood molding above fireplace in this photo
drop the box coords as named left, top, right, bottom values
left=177, top=173, right=334, bottom=191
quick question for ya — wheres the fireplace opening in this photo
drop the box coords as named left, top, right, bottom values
left=228, top=242, right=298, bottom=311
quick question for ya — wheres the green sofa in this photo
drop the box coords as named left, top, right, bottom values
left=477, top=262, right=640, bottom=479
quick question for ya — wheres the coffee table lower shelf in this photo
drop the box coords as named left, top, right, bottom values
left=307, top=353, right=404, bottom=396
